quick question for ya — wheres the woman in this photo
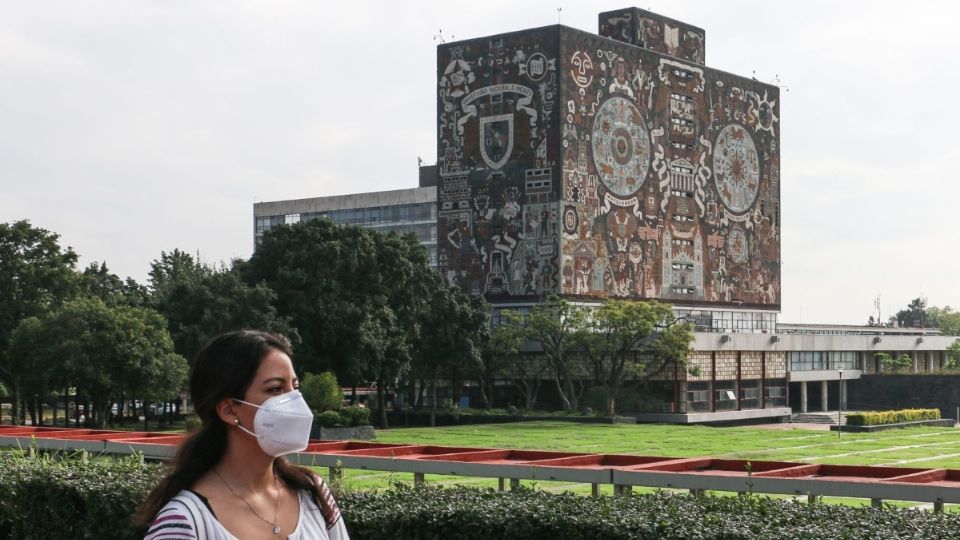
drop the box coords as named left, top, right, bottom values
left=136, top=330, right=349, bottom=539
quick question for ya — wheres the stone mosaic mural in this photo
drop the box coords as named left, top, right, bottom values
left=438, top=9, right=780, bottom=309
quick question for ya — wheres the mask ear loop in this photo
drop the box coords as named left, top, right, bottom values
left=231, top=399, right=262, bottom=440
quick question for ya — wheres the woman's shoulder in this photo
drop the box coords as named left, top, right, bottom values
left=143, top=491, right=212, bottom=540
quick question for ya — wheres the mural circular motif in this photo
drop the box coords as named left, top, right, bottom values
left=726, top=227, right=749, bottom=265
left=591, top=97, right=650, bottom=197
left=713, top=124, right=760, bottom=214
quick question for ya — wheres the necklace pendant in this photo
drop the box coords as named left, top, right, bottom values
left=273, top=525, right=281, bottom=535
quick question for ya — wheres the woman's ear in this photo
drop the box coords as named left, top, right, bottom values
left=216, top=398, right=240, bottom=425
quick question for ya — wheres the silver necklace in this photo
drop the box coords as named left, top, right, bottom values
left=214, top=467, right=282, bottom=536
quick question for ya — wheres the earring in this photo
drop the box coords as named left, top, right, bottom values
left=233, top=419, right=239, bottom=425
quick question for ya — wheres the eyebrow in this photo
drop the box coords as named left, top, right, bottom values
left=261, top=376, right=299, bottom=385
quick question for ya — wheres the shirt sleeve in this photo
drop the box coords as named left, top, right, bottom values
left=144, top=500, right=200, bottom=540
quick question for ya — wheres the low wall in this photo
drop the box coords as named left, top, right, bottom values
left=848, top=374, right=960, bottom=419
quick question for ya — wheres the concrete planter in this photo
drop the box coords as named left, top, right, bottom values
left=311, top=425, right=376, bottom=440
left=831, top=419, right=956, bottom=433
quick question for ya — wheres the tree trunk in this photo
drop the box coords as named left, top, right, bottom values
left=606, top=391, right=616, bottom=417
left=430, top=375, right=438, bottom=427
left=11, top=383, right=20, bottom=426
left=415, top=379, right=426, bottom=409
left=74, top=392, right=81, bottom=428
left=63, top=389, right=69, bottom=426
left=477, top=374, right=491, bottom=410
left=553, top=375, right=572, bottom=411
left=375, top=382, right=388, bottom=429
left=52, top=394, right=58, bottom=426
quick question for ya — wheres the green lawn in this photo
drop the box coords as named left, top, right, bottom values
left=321, top=421, right=960, bottom=510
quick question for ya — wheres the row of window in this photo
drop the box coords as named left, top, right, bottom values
left=674, top=309, right=778, bottom=333
left=788, top=351, right=857, bottom=371
left=301, top=202, right=436, bottom=226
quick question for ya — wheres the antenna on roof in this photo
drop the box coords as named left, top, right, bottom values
left=557, top=7, right=562, bottom=24
left=771, top=73, right=791, bottom=92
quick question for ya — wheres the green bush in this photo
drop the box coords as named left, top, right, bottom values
left=183, top=414, right=202, bottom=432
left=340, top=485, right=960, bottom=539
left=0, top=451, right=163, bottom=539
left=846, top=408, right=940, bottom=426
left=314, top=409, right=344, bottom=428
left=339, top=405, right=371, bottom=427
left=3, top=455, right=960, bottom=539
left=301, top=371, right=343, bottom=412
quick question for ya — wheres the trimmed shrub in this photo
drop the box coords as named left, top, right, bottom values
left=2, top=455, right=960, bottom=539
left=341, top=485, right=960, bottom=539
left=314, top=409, right=344, bottom=428
left=0, top=451, right=163, bottom=539
left=339, top=405, right=371, bottom=427
left=846, top=408, right=940, bottom=426
left=301, top=371, right=343, bottom=412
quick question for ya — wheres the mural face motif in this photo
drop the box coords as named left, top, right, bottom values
left=591, top=97, right=651, bottom=197
left=713, top=124, right=760, bottom=214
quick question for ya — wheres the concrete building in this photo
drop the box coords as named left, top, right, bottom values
left=253, top=167, right=438, bottom=266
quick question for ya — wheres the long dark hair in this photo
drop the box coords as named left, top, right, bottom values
left=135, top=330, right=335, bottom=527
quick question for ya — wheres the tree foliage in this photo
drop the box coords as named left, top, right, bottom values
left=301, top=372, right=343, bottom=412
left=946, top=341, right=960, bottom=371
left=875, top=352, right=912, bottom=373
left=8, top=298, right=187, bottom=427
left=149, top=250, right=295, bottom=362
left=521, top=295, right=588, bottom=412
left=0, top=221, right=79, bottom=422
left=573, top=299, right=693, bottom=416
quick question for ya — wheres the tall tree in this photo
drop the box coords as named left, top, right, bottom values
left=411, top=278, right=489, bottom=425
left=0, top=221, right=79, bottom=423
left=80, top=262, right=150, bottom=307
left=573, top=299, right=694, bottom=416
left=16, top=298, right=188, bottom=428
left=522, top=294, right=587, bottom=412
left=243, top=219, right=434, bottom=388
left=150, top=252, right=295, bottom=362
left=483, top=311, right=544, bottom=410
left=890, top=296, right=929, bottom=328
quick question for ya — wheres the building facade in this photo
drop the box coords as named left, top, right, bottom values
left=437, top=8, right=780, bottom=312
left=253, top=170, right=438, bottom=266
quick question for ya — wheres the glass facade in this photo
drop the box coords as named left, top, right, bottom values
left=674, top=308, right=777, bottom=333
left=788, top=351, right=856, bottom=371
left=255, top=202, right=438, bottom=266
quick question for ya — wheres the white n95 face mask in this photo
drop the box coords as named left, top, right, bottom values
left=233, top=390, right=314, bottom=457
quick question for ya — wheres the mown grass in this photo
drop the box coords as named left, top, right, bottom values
left=319, top=421, right=960, bottom=510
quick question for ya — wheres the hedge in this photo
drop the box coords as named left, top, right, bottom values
left=846, top=408, right=940, bottom=426
left=2, top=452, right=960, bottom=539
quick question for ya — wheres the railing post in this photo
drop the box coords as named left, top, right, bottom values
left=510, top=478, right=520, bottom=490
left=498, top=478, right=506, bottom=491
left=413, top=472, right=425, bottom=487
left=807, top=494, right=819, bottom=504
left=934, top=499, right=944, bottom=513
left=871, top=498, right=882, bottom=509
left=591, top=483, right=599, bottom=497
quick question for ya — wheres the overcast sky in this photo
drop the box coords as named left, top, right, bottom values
left=1, top=1, right=957, bottom=325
